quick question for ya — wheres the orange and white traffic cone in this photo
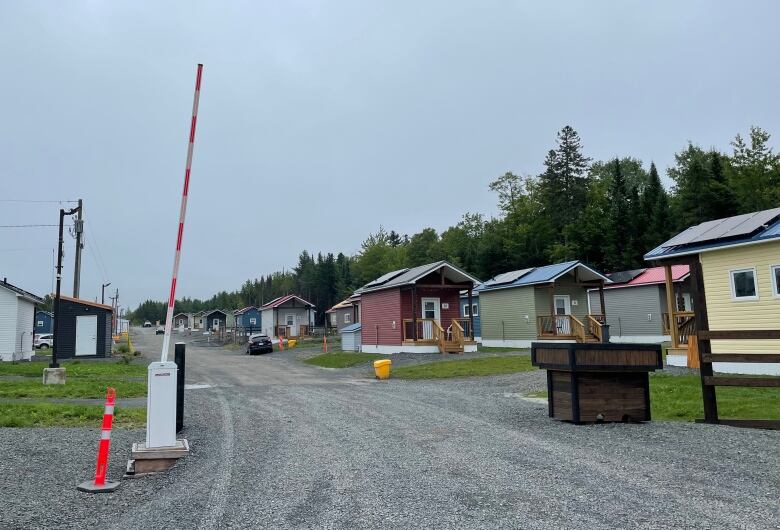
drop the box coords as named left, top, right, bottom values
left=77, top=388, right=120, bottom=492
left=323, top=335, right=328, bottom=353
left=278, top=336, right=284, bottom=351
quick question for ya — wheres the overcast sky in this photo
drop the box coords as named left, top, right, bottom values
left=1, top=1, right=779, bottom=310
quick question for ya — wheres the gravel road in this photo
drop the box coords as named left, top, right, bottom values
left=1, top=328, right=778, bottom=529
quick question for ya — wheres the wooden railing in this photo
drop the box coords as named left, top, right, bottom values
left=587, top=315, right=604, bottom=343
left=274, top=326, right=288, bottom=338
left=450, top=319, right=465, bottom=344
left=454, top=318, right=474, bottom=339
left=434, top=321, right=445, bottom=353
left=570, top=315, right=585, bottom=343
left=537, top=314, right=601, bottom=343
left=662, top=311, right=696, bottom=347
left=402, top=318, right=441, bottom=342
left=298, top=324, right=309, bottom=337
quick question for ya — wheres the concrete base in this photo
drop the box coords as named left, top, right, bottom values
left=77, top=479, right=120, bottom=493
left=127, top=439, right=189, bottom=476
left=42, top=367, right=66, bottom=385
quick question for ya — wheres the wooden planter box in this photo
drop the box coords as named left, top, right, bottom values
left=531, top=342, right=662, bottom=424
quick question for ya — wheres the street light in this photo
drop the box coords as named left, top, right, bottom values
left=101, top=282, right=111, bottom=305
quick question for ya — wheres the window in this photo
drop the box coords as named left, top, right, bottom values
left=730, top=268, right=758, bottom=300
left=331, top=313, right=337, bottom=325
left=37, top=320, right=43, bottom=327
left=423, top=301, right=436, bottom=319
left=344, top=313, right=351, bottom=324
left=286, top=314, right=295, bottom=326
left=472, top=304, right=478, bottom=317
left=771, top=265, right=780, bottom=298
left=462, top=304, right=470, bottom=317
left=249, top=317, right=257, bottom=325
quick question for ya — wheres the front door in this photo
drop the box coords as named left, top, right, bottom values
left=553, top=295, right=571, bottom=335
left=286, top=314, right=297, bottom=336
left=212, top=318, right=220, bottom=331
left=75, top=314, right=98, bottom=356
left=421, top=298, right=441, bottom=340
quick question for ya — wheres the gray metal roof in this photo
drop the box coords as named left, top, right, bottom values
left=356, top=261, right=480, bottom=294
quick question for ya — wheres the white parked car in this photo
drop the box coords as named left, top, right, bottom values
left=35, top=334, right=54, bottom=349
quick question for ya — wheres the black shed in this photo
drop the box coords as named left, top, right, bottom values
left=55, top=296, right=113, bottom=358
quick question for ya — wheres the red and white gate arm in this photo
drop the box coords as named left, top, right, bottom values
left=161, top=63, right=203, bottom=363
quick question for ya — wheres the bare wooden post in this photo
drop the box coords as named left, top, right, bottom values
left=689, top=259, right=718, bottom=423
left=549, top=283, right=556, bottom=336
left=467, top=287, right=474, bottom=340
left=598, top=280, right=606, bottom=321
left=664, top=264, right=679, bottom=348
left=411, top=286, right=418, bottom=342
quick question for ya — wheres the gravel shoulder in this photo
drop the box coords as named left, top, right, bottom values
left=1, top=329, right=778, bottom=529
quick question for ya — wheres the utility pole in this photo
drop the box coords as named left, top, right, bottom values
left=101, top=282, right=111, bottom=305
left=52, top=204, right=81, bottom=369
left=72, top=199, right=84, bottom=298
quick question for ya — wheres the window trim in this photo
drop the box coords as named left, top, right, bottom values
left=462, top=304, right=470, bottom=317
left=770, top=264, right=780, bottom=299
left=472, top=304, right=479, bottom=317
left=729, top=267, right=759, bottom=301
left=344, top=313, right=351, bottom=324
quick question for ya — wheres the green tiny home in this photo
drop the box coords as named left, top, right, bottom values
left=477, top=261, right=611, bottom=348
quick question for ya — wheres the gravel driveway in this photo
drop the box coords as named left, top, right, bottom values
left=1, top=328, right=778, bottom=529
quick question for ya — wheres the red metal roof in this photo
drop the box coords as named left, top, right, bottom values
left=626, top=265, right=689, bottom=286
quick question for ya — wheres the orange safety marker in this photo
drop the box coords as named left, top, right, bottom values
left=77, top=387, right=120, bottom=493
left=323, top=335, right=328, bottom=353
left=278, top=336, right=284, bottom=351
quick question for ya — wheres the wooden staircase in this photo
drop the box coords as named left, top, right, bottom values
left=440, top=340, right=464, bottom=354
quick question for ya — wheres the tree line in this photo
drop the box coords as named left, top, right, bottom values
left=128, top=125, right=780, bottom=325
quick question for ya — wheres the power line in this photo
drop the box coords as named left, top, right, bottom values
left=84, top=219, right=110, bottom=282
left=0, top=199, right=79, bottom=204
left=0, top=224, right=62, bottom=228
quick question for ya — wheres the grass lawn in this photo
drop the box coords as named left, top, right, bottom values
left=304, top=352, right=385, bottom=368
left=0, top=361, right=147, bottom=399
left=526, top=373, right=780, bottom=422
left=0, top=402, right=146, bottom=428
left=393, top=355, right=535, bottom=379
left=650, top=373, right=780, bottom=421
left=478, top=346, right=530, bottom=353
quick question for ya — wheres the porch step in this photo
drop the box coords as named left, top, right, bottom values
left=441, top=340, right=464, bottom=354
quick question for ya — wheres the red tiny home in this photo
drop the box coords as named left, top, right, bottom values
left=357, top=261, right=481, bottom=354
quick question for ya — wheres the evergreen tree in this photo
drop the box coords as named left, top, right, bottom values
left=603, top=159, right=632, bottom=270
left=729, top=126, right=780, bottom=211
left=640, top=162, right=671, bottom=251
left=538, top=126, right=591, bottom=233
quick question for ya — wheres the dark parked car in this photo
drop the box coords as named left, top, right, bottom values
left=247, top=334, right=273, bottom=355
left=155, top=327, right=165, bottom=335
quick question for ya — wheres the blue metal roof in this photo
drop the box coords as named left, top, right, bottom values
left=476, top=261, right=608, bottom=292
left=645, top=215, right=780, bottom=261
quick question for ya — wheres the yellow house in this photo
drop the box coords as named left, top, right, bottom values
left=645, top=207, right=780, bottom=375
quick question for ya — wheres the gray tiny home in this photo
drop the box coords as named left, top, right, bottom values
left=477, top=261, right=611, bottom=348
left=588, top=265, right=691, bottom=343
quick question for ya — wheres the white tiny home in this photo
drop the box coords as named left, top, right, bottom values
left=0, top=278, right=43, bottom=362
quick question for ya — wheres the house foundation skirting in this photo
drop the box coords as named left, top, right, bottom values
left=482, top=339, right=576, bottom=349
left=361, top=344, right=478, bottom=354
left=609, top=335, right=670, bottom=344
left=667, top=354, right=780, bottom=375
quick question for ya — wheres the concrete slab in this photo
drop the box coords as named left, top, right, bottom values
left=42, top=367, right=66, bottom=385
left=131, top=438, right=189, bottom=460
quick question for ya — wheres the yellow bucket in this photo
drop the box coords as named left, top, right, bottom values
left=287, top=339, right=297, bottom=348
left=373, top=359, right=391, bottom=380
